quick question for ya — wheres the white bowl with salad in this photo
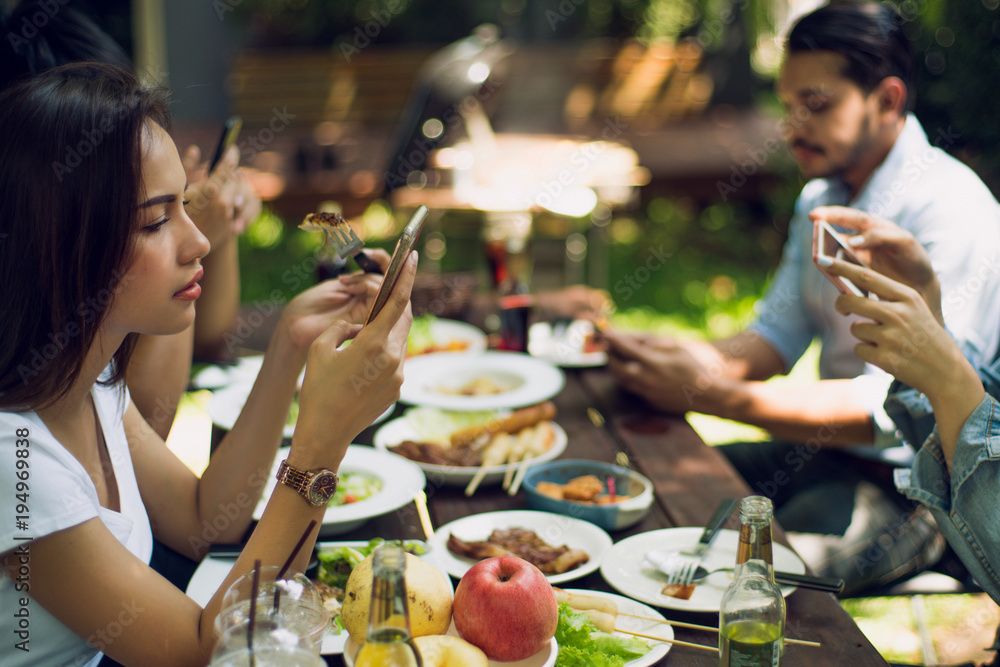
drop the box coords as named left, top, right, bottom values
left=252, top=445, right=426, bottom=536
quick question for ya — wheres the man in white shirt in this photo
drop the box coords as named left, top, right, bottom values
left=603, top=2, right=1000, bottom=594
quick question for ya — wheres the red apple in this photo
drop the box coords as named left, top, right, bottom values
left=452, top=556, right=558, bottom=662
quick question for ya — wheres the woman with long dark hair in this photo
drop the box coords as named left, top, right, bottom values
left=0, top=62, right=415, bottom=666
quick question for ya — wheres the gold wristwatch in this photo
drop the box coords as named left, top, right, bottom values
left=275, top=459, right=339, bottom=507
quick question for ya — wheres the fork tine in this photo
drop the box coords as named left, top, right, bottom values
left=681, top=561, right=697, bottom=586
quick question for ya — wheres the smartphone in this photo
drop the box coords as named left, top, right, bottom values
left=208, top=115, right=243, bottom=173
left=365, top=205, right=429, bottom=325
left=812, top=219, right=870, bottom=297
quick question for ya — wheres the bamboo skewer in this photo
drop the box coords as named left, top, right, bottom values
left=508, top=453, right=534, bottom=496
left=616, top=611, right=821, bottom=647
left=465, top=433, right=513, bottom=496
left=614, top=627, right=719, bottom=652
left=414, top=490, right=434, bottom=541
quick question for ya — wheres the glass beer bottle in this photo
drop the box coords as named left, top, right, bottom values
left=719, top=496, right=785, bottom=666
left=354, top=543, right=422, bottom=667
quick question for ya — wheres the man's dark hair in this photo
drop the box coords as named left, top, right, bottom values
left=787, top=2, right=915, bottom=110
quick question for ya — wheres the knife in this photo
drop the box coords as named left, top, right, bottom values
left=684, top=497, right=738, bottom=558
left=773, top=571, right=845, bottom=594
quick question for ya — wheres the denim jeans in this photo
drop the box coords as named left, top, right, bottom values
left=721, top=441, right=945, bottom=597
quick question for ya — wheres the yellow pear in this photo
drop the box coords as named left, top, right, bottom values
left=341, top=552, right=453, bottom=643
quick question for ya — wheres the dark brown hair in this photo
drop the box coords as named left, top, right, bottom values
left=0, top=62, right=171, bottom=409
left=788, top=2, right=915, bottom=111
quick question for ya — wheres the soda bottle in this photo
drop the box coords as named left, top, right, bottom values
left=719, top=496, right=785, bottom=666
left=354, top=543, right=423, bottom=667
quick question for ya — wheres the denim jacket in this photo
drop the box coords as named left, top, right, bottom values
left=887, top=360, right=1000, bottom=603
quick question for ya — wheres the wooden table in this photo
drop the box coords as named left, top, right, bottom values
left=325, top=363, right=887, bottom=666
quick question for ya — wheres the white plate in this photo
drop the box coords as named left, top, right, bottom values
left=560, top=589, right=673, bottom=665
left=401, top=351, right=565, bottom=410
left=192, top=355, right=267, bottom=390
left=429, top=510, right=612, bottom=585
left=345, top=622, right=557, bottom=667
left=600, top=528, right=806, bottom=613
left=408, top=318, right=488, bottom=357
left=185, top=540, right=450, bottom=655
left=251, top=445, right=425, bottom=536
left=528, top=321, right=607, bottom=368
left=207, top=383, right=394, bottom=439
left=372, top=417, right=568, bottom=487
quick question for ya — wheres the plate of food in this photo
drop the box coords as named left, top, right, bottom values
left=408, top=316, right=488, bottom=357
left=250, top=445, right=425, bottom=536
left=372, top=404, right=567, bottom=487
left=429, top=510, right=612, bottom=585
left=185, top=538, right=446, bottom=655
left=528, top=320, right=607, bottom=368
left=599, top=528, right=806, bottom=613
left=400, top=351, right=565, bottom=411
left=207, top=383, right=394, bottom=439
left=555, top=589, right=673, bottom=665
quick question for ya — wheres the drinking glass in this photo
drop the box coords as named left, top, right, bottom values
left=209, top=618, right=323, bottom=667
left=217, top=566, right=329, bottom=655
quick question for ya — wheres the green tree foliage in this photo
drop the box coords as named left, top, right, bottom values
left=908, top=0, right=1000, bottom=194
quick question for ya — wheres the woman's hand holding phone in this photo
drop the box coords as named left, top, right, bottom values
left=810, top=205, right=942, bottom=323
left=812, top=219, right=871, bottom=297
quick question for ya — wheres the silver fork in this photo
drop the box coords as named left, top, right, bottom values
left=652, top=553, right=703, bottom=586
left=319, top=218, right=381, bottom=274
left=647, top=552, right=845, bottom=593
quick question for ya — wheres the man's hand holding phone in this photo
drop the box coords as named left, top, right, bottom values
left=812, top=219, right=872, bottom=298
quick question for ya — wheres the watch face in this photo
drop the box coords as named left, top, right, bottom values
left=307, top=471, right=339, bottom=506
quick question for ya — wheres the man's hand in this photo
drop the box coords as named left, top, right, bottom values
left=602, top=331, right=731, bottom=414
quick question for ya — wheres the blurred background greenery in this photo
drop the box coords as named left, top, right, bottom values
left=231, top=0, right=1000, bottom=344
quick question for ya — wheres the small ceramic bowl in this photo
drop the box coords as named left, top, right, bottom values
left=522, top=459, right=654, bottom=531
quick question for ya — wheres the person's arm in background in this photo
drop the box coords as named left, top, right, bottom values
left=183, top=144, right=260, bottom=360
left=603, top=208, right=875, bottom=444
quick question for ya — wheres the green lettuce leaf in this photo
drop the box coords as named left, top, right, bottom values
left=554, top=602, right=651, bottom=667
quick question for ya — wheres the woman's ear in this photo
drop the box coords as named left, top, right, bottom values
left=876, top=76, right=908, bottom=117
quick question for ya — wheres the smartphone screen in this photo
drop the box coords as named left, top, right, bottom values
left=365, top=205, right=429, bottom=325
left=812, top=219, right=870, bottom=297
left=208, top=116, right=243, bottom=173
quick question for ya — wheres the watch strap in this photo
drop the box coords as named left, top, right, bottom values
left=276, top=459, right=312, bottom=494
